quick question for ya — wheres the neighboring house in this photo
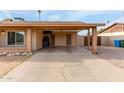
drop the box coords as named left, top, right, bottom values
left=0, top=20, right=103, bottom=54
left=98, top=23, right=124, bottom=46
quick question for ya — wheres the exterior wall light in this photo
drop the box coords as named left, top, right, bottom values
left=1, top=30, right=5, bottom=35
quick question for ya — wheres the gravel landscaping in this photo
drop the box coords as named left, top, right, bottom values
left=0, top=52, right=33, bottom=56
left=0, top=56, right=30, bottom=78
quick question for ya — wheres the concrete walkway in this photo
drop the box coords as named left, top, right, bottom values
left=1, top=47, right=124, bottom=82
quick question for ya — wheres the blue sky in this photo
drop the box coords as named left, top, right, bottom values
left=0, top=10, right=124, bottom=23
left=0, top=10, right=124, bottom=35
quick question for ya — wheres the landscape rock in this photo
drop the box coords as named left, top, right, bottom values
left=3, top=52, right=7, bottom=55
left=22, top=52, right=27, bottom=56
left=15, top=52, right=20, bottom=56
left=28, top=52, right=33, bottom=55
left=0, top=53, right=2, bottom=56
left=0, top=52, right=33, bottom=56
left=12, top=53, right=16, bottom=56
left=7, top=53, right=12, bottom=56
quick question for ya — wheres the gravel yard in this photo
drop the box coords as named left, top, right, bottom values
left=0, top=56, right=30, bottom=78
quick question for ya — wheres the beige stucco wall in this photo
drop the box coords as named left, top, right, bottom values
left=0, top=30, right=7, bottom=47
left=0, top=29, right=78, bottom=51
left=0, top=28, right=32, bottom=52
left=99, top=31, right=124, bottom=46
left=54, top=32, right=66, bottom=46
left=100, top=36, right=124, bottom=46
left=109, top=36, right=124, bottom=46
left=53, top=32, right=77, bottom=47
left=31, top=29, right=36, bottom=50
left=99, top=24, right=124, bottom=46
left=31, top=29, right=43, bottom=50
left=34, top=31, right=78, bottom=49
left=0, top=28, right=42, bottom=52
left=0, top=29, right=26, bottom=48
left=36, top=30, right=43, bottom=50
left=101, top=36, right=110, bottom=46
left=72, top=32, right=77, bottom=46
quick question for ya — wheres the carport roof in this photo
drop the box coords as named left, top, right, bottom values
left=0, top=21, right=105, bottom=30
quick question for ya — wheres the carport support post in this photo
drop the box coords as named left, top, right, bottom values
left=92, top=27, right=97, bottom=54
left=88, top=29, right=90, bottom=50
left=26, top=28, right=32, bottom=51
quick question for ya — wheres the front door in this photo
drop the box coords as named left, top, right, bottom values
left=42, top=31, right=52, bottom=48
left=42, top=36, right=50, bottom=48
left=66, top=34, right=71, bottom=46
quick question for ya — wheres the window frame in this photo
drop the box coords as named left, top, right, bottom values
left=6, top=31, right=25, bottom=47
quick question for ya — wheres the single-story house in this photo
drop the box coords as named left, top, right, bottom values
left=98, top=23, right=124, bottom=46
left=0, top=20, right=104, bottom=54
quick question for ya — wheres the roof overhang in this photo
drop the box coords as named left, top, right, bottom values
left=0, top=21, right=105, bottom=30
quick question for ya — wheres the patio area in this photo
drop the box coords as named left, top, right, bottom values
left=1, top=46, right=124, bottom=82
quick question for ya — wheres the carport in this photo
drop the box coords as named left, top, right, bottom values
left=34, top=22, right=104, bottom=54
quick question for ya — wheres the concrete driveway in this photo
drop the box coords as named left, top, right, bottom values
left=1, top=47, right=124, bottom=82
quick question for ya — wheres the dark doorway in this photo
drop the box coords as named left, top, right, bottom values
left=66, top=34, right=71, bottom=46
left=42, top=36, right=50, bottom=48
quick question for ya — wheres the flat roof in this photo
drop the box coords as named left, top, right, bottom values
left=0, top=21, right=105, bottom=30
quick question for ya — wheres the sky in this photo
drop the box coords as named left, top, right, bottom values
left=0, top=10, right=124, bottom=35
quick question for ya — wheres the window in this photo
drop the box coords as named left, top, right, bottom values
left=8, top=32, right=24, bottom=45
left=16, top=32, right=24, bottom=45
left=8, top=32, right=15, bottom=45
